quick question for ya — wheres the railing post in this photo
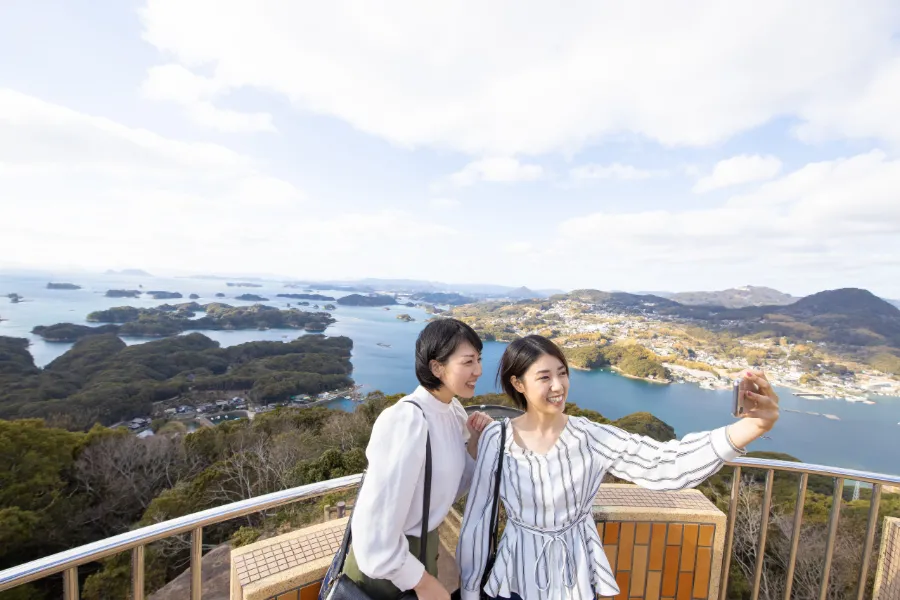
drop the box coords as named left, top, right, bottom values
left=718, top=466, right=741, bottom=600
left=751, top=469, right=774, bottom=600
left=191, top=527, right=203, bottom=600
left=783, top=473, right=808, bottom=600
left=132, top=545, right=145, bottom=600
left=63, top=566, right=79, bottom=600
left=855, top=483, right=882, bottom=600
left=818, top=477, right=844, bottom=600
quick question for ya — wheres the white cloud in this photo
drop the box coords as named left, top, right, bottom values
left=448, top=157, right=543, bottom=187
left=429, top=197, right=460, bottom=209
left=570, top=163, right=666, bottom=181
left=550, top=150, right=900, bottom=293
left=0, top=90, right=471, bottom=279
left=139, top=1, right=900, bottom=155
left=693, top=154, right=783, bottom=193
left=141, top=64, right=275, bottom=133
left=504, top=242, right=534, bottom=254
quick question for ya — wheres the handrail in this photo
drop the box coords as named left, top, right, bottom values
left=0, top=473, right=363, bottom=593
left=2, top=457, right=898, bottom=597
left=727, top=456, right=900, bottom=486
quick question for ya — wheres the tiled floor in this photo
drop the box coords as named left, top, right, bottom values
left=234, top=523, right=344, bottom=586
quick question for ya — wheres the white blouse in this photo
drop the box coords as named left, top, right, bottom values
left=351, top=386, right=476, bottom=591
left=457, top=416, right=745, bottom=600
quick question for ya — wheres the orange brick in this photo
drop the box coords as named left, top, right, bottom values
left=616, top=571, right=630, bottom=600
left=646, top=571, right=662, bottom=600
left=698, top=524, right=714, bottom=547
left=668, top=524, right=683, bottom=545
left=631, top=545, right=649, bottom=597
left=650, top=523, right=667, bottom=570
left=662, top=546, right=680, bottom=596
left=681, top=525, right=699, bottom=571
left=636, top=522, right=651, bottom=544
left=693, top=548, right=712, bottom=599
left=677, top=573, right=693, bottom=600
left=300, top=582, right=321, bottom=600
left=277, top=591, right=299, bottom=600
left=605, top=522, right=621, bottom=545
left=605, top=545, right=619, bottom=573
left=620, top=522, right=636, bottom=569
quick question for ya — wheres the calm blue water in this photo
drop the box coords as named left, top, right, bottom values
left=2, top=270, right=899, bottom=475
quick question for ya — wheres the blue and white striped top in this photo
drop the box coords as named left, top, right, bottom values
left=457, top=416, right=745, bottom=600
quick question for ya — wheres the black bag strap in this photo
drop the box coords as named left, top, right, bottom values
left=330, top=400, right=432, bottom=574
left=485, top=419, right=507, bottom=564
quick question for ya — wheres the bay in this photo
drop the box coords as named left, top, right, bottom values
left=2, top=270, right=899, bottom=476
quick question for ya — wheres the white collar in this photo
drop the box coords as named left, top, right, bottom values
left=409, top=385, right=453, bottom=413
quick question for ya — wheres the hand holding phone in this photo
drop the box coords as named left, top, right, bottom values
left=731, top=377, right=758, bottom=417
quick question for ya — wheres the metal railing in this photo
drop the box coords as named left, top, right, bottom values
left=1, top=459, right=899, bottom=599
left=718, top=457, right=900, bottom=600
left=0, top=473, right=363, bottom=599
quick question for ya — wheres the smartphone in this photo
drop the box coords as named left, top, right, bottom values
left=731, top=378, right=757, bottom=417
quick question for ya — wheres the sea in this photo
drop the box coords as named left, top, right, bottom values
left=2, top=270, right=899, bottom=477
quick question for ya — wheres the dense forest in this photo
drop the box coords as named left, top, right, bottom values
left=564, top=341, right=672, bottom=380
left=0, top=333, right=352, bottom=429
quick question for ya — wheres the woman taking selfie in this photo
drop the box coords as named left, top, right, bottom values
left=457, top=335, right=779, bottom=600
left=343, top=318, right=493, bottom=600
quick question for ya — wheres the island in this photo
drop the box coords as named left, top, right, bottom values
left=323, top=304, right=336, bottom=310
left=189, top=294, right=200, bottom=300
left=46, top=283, right=82, bottom=290
left=146, top=291, right=183, bottom=300
left=8, top=293, right=22, bottom=303
left=335, top=293, right=397, bottom=307
left=215, top=293, right=226, bottom=298
left=410, top=292, right=476, bottom=305
left=276, top=293, right=336, bottom=301
left=235, top=294, right=270, bottom=302
left=227, top=282, right=263, bottom=288
left=32, top=303, right=337, bottom=341
left=105, top=289, right=141, bottom=298
left=396, top=314, right=415, bottom=322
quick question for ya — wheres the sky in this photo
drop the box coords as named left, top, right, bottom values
left=1, top=1, right=900, bottom=297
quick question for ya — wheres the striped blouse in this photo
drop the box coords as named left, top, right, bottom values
left=456, top=416, right=745, bottom=600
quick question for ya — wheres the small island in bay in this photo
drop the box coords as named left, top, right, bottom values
left=106, top=289, right=142, bottom=298
left=31, top=303, right=336, bottom=342
left=323, top=304, right=336, bottom=310
left=146, top=291, right=183, bottom=300
left=189, top=293, right=200, bottom=299
left=47, top=283, right=82, bottom=290
left=236, top=294, right=269, bottom=302
left=8, top=293, right=23, bottom=303
left=227, top=282, right=263, bottom=288
left=277, top=293, right=336, bottom=301
left=396, top=314, right=415, bottom=322
left=215, top=293, right=226, bottom=298
left=336, top=293, right=397, bottom=307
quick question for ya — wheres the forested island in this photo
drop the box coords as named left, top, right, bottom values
left=46, top=282, right=81, bottom=290
left=277, top=293, right=336, bottom=301
left=105, top=289, right=141, bottom=298
left=336, top=293, right=397, bottom=307
left=235, top=293, right=269, bottom=301
left=145, top=290, right=183, bottom=300
left=31, top=303, right=336, bottom=342
left=0, top=332, right=353, bottom=430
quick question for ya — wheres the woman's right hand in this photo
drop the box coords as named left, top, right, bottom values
left=413, top=571, right=449, bottom=600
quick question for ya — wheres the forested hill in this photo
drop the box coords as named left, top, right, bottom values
left=0, top=333, right=353, bottom=430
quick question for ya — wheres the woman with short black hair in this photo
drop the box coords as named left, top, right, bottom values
left=458, top=335, right=780, bottom=600
left=345, top=318, right=493, bottom=600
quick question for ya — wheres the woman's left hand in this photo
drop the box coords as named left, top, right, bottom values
left=467, top=411, right=492, bottom=438
left=743, top=370, right=780, bottom=432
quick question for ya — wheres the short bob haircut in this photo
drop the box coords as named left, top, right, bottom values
left=497, top=334, right=570, bottom=410
left=415, top=318, right=483, bottom=391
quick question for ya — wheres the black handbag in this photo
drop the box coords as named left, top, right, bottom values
left=319, top=401, right=433, bottom=600
left=452, top=418, right=506, bottom=600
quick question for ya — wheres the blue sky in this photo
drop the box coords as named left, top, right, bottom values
left=1, top=1, right=899, bottom=297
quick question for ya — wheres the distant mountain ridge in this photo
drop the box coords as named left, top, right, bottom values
left=292, top=278, right=563, bottom=298
left=656, top=285, right=797, bottom=308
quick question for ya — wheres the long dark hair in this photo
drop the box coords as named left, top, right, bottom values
left=497, top=335, right=569, bottom=409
